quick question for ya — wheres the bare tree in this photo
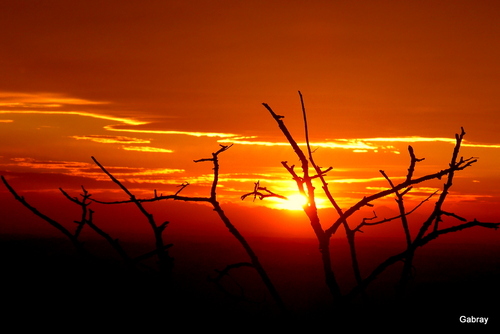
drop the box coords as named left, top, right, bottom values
left=244, top=92, right=499, bottom=307
left=0, top=176, right=173, bottom=274
left=89, top=145, right=287, bottom=313
left=5, top=93, right=497, bottom=318
left=2, top=145, right=287, bottom=314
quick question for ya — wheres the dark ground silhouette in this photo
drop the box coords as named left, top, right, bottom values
left=1, top=233, right=498, bottom=330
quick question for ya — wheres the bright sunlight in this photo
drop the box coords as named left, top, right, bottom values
left=269, top=193, right=327, bottom=211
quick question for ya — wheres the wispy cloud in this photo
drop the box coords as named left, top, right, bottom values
left=104, top=124, right=241, bottom=138
left=363, top=136, right=500, bottom=149
left=217, top=138, right=382, bottom=150
left=70, top=135, right=151, bottom=144
left=3, top=92, right=498, bottom=150
left=122, top=146, right=173, bottom=153
left=70, top=135, right=174, bottom=153
left=218, top=136, right=500, bottom=152
left=462, top=143, right=500, bottom=148
left=0, top=110, right=146, bottom=126
left=0, top=92, right=109, bottom=108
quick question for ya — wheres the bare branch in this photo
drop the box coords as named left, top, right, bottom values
left=241, top=181, right=287, bottom=201
left=367, top=190, right=438, bottom=230
left=325, top=155, right=477, bottom=237
left=265, top=97, right=343, bottom=300
left=347, top=219, right=499, bottom=301
left=133, top=243, right=174, bottom=263
left=208, top=262, right=255, bottom=301
left=352, top=211, right=378, bottom=233
left=91, top=156, right=174, bottom=275
left=91, top=195, right=210, bottom=205
left=413, top=128, right=471, bottom=240
left=175, top=182, right=190, bottom=196
left=406, top=145, right=425, bottom=182
left=2, top=176, right=80, bottom=245
left=184, top=145, right=288, bottom=313
left=441, top=210, right=467, bottom=222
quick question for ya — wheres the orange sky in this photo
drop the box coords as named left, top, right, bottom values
left=1, top=1, right=500, bottom=233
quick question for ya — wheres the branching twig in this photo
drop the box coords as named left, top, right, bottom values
left=192, top=145, right=287, bottom=313
left=265, top=97, right=343, bottom=301
left=325, top=153, right=477, bottom=237
left=263, top=93, right=490, bottom=307
left=91, top=156, right=174, bottom=276
left=59, top=187, right=136, bottom=268
left=241, top=181, right=287, bottom=201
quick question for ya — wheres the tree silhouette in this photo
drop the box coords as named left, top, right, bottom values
left=2, top=94, right=499, bottom=322
left=0, top=177, right=167, bottom=274
left=242, top=92, right=499, bottom=307
left=1, top=144, right=286, bottom=314
left=92, top=145, right=287, bottom=313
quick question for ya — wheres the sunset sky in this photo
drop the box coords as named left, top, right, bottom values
left=1, top=1, right=500, bottom=236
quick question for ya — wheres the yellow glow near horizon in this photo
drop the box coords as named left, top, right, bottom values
left=268, top=193, right=328, bottom=211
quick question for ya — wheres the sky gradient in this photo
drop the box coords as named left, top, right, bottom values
left=1, top=1, right=500, bottom=235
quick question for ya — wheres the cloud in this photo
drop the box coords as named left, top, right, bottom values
left=1, top=108, right=239, bottom=140
left=462, top=143, right=500, bottom=148
left=4, top=157, right=184, bottom=183
left=70, top=135, right=151, bottom=144
left=0, top=92, right=109, bottom=108
left=70, top=135, right=174, bottom=154
left=104, top=124, right=241, bottom=138
left=0, top=110, right=146, bottom=126
left=218, top=136, right=500, bottom=152
left=217, top=138, right=381, bottom=150
left=121, top=146, right=173, bottom=153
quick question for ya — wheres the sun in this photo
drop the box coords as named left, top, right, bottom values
left=264, top=192, right=328, bottom=211
left=266, top=194, right=307, bottom=211
left=284, top=194, right=310, bottom=210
